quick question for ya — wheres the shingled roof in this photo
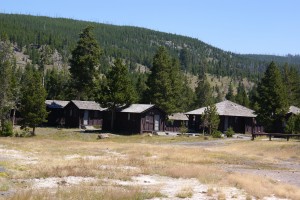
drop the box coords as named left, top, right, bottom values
left=185, top=100, right=256, bottom=117
left=71, top=100, right=105, bottom=111
left=45, top=100, right=69, bottom=109
left=120, top=104, right=155, bottom=113
left=288, top=106, right=300, bottom=115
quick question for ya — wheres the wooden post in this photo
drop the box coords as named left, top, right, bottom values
left=269, top=135, right=272, bottom=141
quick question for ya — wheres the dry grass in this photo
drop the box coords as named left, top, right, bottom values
left=226, top=173, right=300, bottom=199
left=0, top=128, right=299, bottom=199
left=176, top=186, right=193, bottom=198
left=8, top=185, right=165, bottom=200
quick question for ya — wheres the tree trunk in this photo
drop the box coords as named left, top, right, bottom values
left=12, top=108, right=16, bottom=128
left=32, top=126, right=36, bottom=136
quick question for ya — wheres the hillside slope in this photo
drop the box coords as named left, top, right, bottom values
left=0, top=13, right=299, bottom=81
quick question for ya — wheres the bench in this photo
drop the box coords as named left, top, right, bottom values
left=252, top=133, right=300, bottom=141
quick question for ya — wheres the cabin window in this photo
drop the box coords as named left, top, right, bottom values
left=69, top=110, right=72, bottom=116
left=128, top=113, right=131, bottom=120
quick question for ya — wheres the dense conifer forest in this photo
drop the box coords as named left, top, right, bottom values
left=1, top=13, right=300, bottom=81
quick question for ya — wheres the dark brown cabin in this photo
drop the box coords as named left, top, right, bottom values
left=64, top=100, right=105, bottom=128
left=165, top=113, right=188, bottom=133
left=102, top=104, right=166, bottom=134
left=45, top=100, right=69, bottom=127
left=186, top=100, right=263, bottom=134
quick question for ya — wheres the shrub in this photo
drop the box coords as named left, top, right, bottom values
left=212, top=130, right=222, bottom=138
left=226, top=127, right=234, bottom=137
left=0, top=121, right=13, bottom=137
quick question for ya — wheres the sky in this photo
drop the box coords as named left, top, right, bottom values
left=1, top=0, right=300, bottom=55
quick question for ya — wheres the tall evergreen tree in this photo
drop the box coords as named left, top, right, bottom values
left=0, top=37, right=14, bottom=134
left=146, top=46, right=186, bottom=114
left=69, top=26, right=102, bottom=100
left=257, top=61, right=288, bottom=132
left=20, top=65, right=48, bottom=136
left=283, top=64, right=300, bottom=107
left=45, top=68, right=70, bottom=100
left=225, top=83, right=234, bottom=101
left=235, top=82, right=250, bottom=107
left=194, top=74, right=213, bottom=108
left=98, top=58, right=137, bottom=130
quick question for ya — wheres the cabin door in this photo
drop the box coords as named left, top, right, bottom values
left=154, top=115, right=160, bottom=131
left=224, top=116, right=228, bottom=131
left=83, top=110, right=89, bottom=125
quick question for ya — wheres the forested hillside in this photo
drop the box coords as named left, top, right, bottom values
left=1, top=13, right=299, bottom=81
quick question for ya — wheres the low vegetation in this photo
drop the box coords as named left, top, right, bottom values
left=0, top=128, right=299, bottom=199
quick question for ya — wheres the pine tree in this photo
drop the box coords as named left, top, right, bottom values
left=45, top=68, right=70, bottom=100
left=98, top=58, right=137, bottom=130
left=201, top=104, right=220, bottom=135
left=194, top=74, right=213, bottom=107
left=20, top=65, right=48, bottom=136
left=257, top=61, right=288, bottom=132
left=0, top=38, right=14, bottom=135
left=69, top=26, right=102, bottom=100
left=235, top=82, right=250, bottom=107
left=283, top=64, right=300, bottom=107
left=225, top=83, right=234, bottom=101
left=146, top=46, right=187, bottom=114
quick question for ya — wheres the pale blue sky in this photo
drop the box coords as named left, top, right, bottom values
left=1, top=0, right=299, bottom=55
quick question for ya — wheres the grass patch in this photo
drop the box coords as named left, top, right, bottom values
left=1, top=129, right=299, bottom=199
left=176, top=186, right=193, bottom=198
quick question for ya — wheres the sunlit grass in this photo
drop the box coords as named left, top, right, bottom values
left=0, top=127, right=299, bottom=199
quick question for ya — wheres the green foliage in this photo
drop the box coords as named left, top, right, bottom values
left=226, top=127, right=234, bottom=137
left=146, top=46, right=191, bottom=114
left=98, top=58, right=137, bottom=108
left=69, top=26, right=102, bottom=100
left=0, top=121, right=13, bottom=137
left=179, top=121, right=188, bottom=135
left=194, top=74, right=213, bottom=107
left=285, top=115, right=300, bottom=134
left=98, top=58, right=137, bottom=130
left=45, top=68, right=70, bottom=100
left=212, top=130, right=222, bottom=138
left=20, top=65, right=48, bottom=136
left=225, top=83, right=234, bottom=101
left=257, top=62, right=289, bottom=132
left=235, top=82, right=250, bottom=107
left=2, top=13, right=300, bottom=82
left=283, top=64, right=300, bottom=107
left=0, top=39, right=14, bottom=125
left=201, top=104, right=220, bottom=135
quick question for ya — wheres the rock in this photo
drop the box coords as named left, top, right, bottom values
left=98, top=134, right=109, bottom=139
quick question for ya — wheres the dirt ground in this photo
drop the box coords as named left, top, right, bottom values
left=0, top=130, right=299, bottom=200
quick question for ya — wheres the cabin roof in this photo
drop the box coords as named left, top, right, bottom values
left=185, top=100, right=256, bottom=117
left=120, top=104, right=155, bottom=113
left=288, top=106, right=300, bottom=115
left=168, top=113, right=188, bottom=121
left=71, top=100, right=105, bottom=111
left=45, top=100, right=69, bottom=109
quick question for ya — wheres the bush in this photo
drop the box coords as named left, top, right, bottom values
left=0, top=121, right=13, bottom=137
left=212, top=130, right=222, bottom=138
left=226, top=127, right=234, bottom=137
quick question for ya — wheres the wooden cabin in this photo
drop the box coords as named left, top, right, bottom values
left=186, top=100, right=263, bottom=134
left=165, top=113, right=188, bottom=133
left=102, top=104, right=166, bottom=134
left=64, top=100, right=105, bottom=128
left=45, top=100, right=69, bottom=127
